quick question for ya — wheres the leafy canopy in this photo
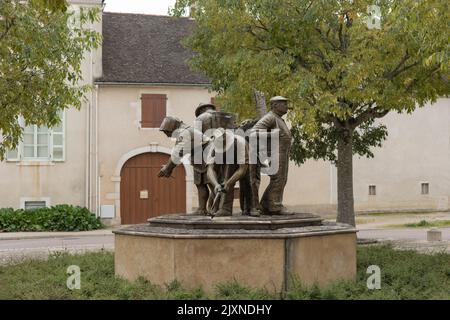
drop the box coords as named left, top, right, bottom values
left=0, top=0, right=101, bottom=159
left=173, top=0, right=449, bottom=162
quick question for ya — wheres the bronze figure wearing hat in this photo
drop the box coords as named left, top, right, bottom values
left=252, top=96, right=293, bottom=215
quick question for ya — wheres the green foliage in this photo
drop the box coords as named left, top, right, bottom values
left=172, top=0, right=450, bottom=157
left=32, top=0, right=69, bottom=12
left=389, top=219, right=450, bottom=228
left=0, top=205, right=103, bottom=232
left=215, top=280, right=275, bottom=299
left=291, top=119, right=388, bottom=164
left=0, top=0, right=101, bottom=159
left=0, top=245, right=448, bottom=299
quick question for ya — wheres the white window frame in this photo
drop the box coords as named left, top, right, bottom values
left=6, top=111, right=65, bottom=163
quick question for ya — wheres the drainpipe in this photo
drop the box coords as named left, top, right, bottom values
left=89, top=23, right=95, bottom=214
left=95, top=84, right=99, bottom=217
left=85, top=51, right=92, bottom=209
left=330, top=163, right=334, bottom=205
left=85, top=101, right=91, bottom=209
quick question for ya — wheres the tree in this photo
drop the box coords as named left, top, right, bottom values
left=0, top=0, right=101, bottom=159
left=173, top=0, right=450, bottom=226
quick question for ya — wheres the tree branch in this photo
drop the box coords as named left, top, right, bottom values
left=405, top=65, right=441, bottom=92
left=384, top=50, right=410, bottom=79
left=313, top=49, right=333, bottom=71
left=315, top=27, right=338, bottom=50
left=338, top=22, right=344, bottom=51
left=0, top=17, right=15, bottom=42
left=352, top=106, right=388, bottom=128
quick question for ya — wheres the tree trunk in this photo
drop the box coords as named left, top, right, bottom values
left=336, top=130, right=355, bottom=226
left=252, top=88, right=267, bottom=117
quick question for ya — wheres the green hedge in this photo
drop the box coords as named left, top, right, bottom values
left=0, top=205, right=104, bottom=232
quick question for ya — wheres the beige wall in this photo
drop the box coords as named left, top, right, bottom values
left=351, top=98, right=450, bottom=212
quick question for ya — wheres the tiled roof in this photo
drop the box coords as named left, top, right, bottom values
left=97, top=12, right=210, bottom=85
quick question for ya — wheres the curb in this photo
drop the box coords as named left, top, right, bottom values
left=0, top=230, right=114, bottom=241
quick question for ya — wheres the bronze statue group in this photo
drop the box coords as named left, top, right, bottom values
left=158, top=96, right=293, bottom=217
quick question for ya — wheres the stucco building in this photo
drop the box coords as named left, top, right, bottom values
left=1, top=1, right=449, bottom=224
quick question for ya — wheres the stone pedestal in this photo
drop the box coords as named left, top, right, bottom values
left=114, top=213, right=357, bottom=293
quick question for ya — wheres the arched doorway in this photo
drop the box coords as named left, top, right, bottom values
left=120, top=152, right=186, bottom=224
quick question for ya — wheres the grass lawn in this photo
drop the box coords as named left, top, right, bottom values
left=0, top=245, right=449, bottom=300
left=386, top=220, right=450, bottom=229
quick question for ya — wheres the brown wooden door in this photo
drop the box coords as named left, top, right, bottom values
left=120, top=152, right=186, bottom=224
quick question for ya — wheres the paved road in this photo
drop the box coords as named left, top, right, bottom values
left=0, top=234, right=114, bottom=265
left=358, top=227, right=450, bottom=240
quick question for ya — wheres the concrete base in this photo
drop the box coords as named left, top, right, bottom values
left=114, top=214, right=357, bottom=293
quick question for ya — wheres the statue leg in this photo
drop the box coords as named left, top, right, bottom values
left=195, top=183, right=209, bottom=215
left=215, top=164, right=235, bottom=217
left=260, top=142, right=290, bottom=214
left=193, top=170, right=209, bottom=215
left=239, top=173, right=251, bottom=215
left=249, top=163, right=261, bottom=216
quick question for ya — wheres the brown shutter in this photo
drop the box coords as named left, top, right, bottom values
left=141, top=94, right=167, bottom=128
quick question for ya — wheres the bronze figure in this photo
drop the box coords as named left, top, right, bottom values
left=237, top=118, right=261, bottom=216
left=158, top=116, right=210, bottom=215
left=206, top=128, right=248, bottom=216
left=252, top=96, right=293, bottom=215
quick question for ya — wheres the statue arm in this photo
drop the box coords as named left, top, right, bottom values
left=252, top=113, right=275, bottom=130
left=158, top=136, right=186, bottom=178
left=207, top=164, right=222, bottom=193
left=224, top=164, right=248, bottom=192
left=158, top=159, right=177, bottom=177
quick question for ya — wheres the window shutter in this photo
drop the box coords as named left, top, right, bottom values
left=6, top=148, right=19, bottom=161
left=52, top=111, right=65, bottom=161
left=141, top=94, right=167, bottom=128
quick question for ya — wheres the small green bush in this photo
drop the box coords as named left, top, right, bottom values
left=0, top=205, right=103, bottom=232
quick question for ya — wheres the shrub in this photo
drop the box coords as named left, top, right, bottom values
left=0, top=205, right=103, bottom=232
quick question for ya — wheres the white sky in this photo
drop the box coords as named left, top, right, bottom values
left=103, top=0, right=178, bottom=15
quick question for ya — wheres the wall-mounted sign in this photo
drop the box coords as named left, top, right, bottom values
left=140, top=190, right=149, bottom=199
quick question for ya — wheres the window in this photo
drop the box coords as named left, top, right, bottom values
left=23, top=125, right=50, bottom=159
left=6, top=112, right=65, bottom=162
left=24, top=201, right=47, bottom=210
left=421, top=183, right=429, bottom=195
left=141, top=94, right=167, bottom=128
left=369, top=185, right=376, bottom=196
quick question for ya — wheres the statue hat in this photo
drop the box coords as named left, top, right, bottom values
left=269, top=96, right=289, bottom=102
left=195, top=103, right=217, bottom=117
